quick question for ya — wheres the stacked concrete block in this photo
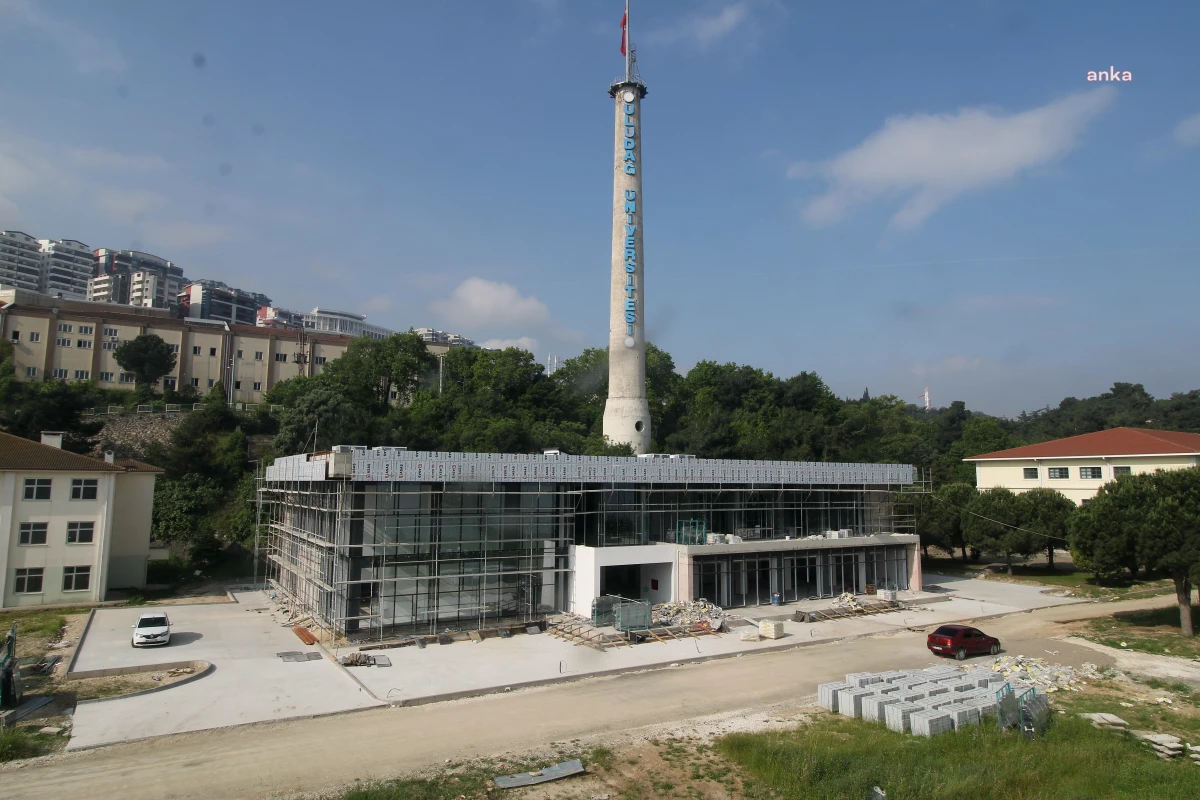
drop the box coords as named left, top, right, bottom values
left=818, top=681, right=851, bottom=712
left=845, top=672, right=883, bottom=688
left=838, top=687, right=877, bottom=718
left=900, top=690, right=928, bottom=703
left=885, top=702, right=925, bottom=734
left=862, top=694, right=904, bottom=723
left=926, top=697, right=959, bottom=710
left=876, top=683, right=900, bottom=695
left=910, top=709, right=955, bottom=737
left=948, top=705, right=981, bottom=729
left=950, top=682, right=977, bottom=694
left=759, top=620, right=785, bottom=640
left=926, top=685, right=950, bottom=698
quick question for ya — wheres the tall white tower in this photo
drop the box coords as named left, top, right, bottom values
left=602, top=1, right=652, bottom=454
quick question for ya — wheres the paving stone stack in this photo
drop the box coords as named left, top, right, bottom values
left=818, top=681, right=851, bottom=711
left=885, top=702, right=926, bottom=733
left=838, top=687, right=877, bottom=718
left=910, top=709, right=955, bottom=737
left=862, top=694, right=904, bottom=722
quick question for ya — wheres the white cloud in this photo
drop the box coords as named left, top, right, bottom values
left=429, top=278, right=551, bottom=327
left=68, top=148, right=169, bottom=172
left=793, top=87, right=1116, bottom=230
left=912, top=355, right=982, bottom=377
left=648, top=2, right=751, bottom=48
left=481, top=337, right=539, bottom=353
left=0, top=0, right=127, bottom=74
left=1173, top=112, right=1200, bottom=147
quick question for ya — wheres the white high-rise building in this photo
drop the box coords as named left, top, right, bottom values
left=0, top=231, right=43, bottom=293
left=37, top=239, right=92, bottom=299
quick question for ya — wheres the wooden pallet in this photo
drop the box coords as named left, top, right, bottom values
left=795, top=600, right=907, bottom=623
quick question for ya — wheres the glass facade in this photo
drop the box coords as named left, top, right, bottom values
left=691, top=545, right=910, bottom=609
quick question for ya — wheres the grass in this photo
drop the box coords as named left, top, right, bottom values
left=1084, top=604, right=1200, bottom=660
left=0, top=727, right=54, bottom=762
left=343, top=754, right=584, bottom=800
left=718, top=714, right=1200, bottom=799
left=1056, top=680, right=1200, bottom=741
left=922, top=554, right=1173, bottom=598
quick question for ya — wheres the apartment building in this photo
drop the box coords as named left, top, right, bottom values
left=414, top=327, right=476, bottom=348
left=0, top=288, right=351, bottom=403
left=37, top=239, right=93, bottom=300
left=0, top=231, right=43, bottom=293
left=0, top=431, right=163, bottom=607
left=90, top=249, right=185, bottom=310
left=967, top=427, right=1200, bottom=505
left=179, top=280, right=271, bottom=326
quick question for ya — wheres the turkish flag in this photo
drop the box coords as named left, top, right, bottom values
left=620, top=12, right=627, bottom=55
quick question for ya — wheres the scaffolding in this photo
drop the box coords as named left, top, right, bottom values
left=261, top=469, right=927, bottom=642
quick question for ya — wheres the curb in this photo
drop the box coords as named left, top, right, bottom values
left=64, top=608, right=97, bottom=675
left=73, top=661, right=214, bottom=704
left=66, top=658, right=210, bottom=682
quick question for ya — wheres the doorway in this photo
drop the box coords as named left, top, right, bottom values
left=600, top=565, right=641, bottom=599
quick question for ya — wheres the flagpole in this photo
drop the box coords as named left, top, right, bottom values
left=625, top=0, right=631, bottom=81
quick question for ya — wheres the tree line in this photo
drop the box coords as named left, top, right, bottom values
left=2, top=331, right=1199, bottom=631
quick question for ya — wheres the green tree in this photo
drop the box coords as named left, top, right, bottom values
left=1022, top=487, right=1077, bottom=570
left=1141, top=468, right=1200, bottom=637
left=935, top=416, right=1014, bottom=485
left=152, top=475, right=223, bottom=545
left=918, top=483, right=977, bottom=561
left=274, top=385, right=372, bottom=453
left=114, top=334, right=177, bottom=391
left=963, top=487, right=1037, bottom=574
left=322, top=332, right=435, bottom=414
left=1069, top=473, right=1149, bottom=580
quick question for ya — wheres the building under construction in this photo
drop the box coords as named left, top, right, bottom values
left=262, top=448, right=923, bottom=640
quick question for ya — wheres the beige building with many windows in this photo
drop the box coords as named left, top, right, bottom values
left=0, top=431, right=164, bottom=607
left=966, top=427, right=1200, bottom=506
left=0, top=288, right=353, bottom=403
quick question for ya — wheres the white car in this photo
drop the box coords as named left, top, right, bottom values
left=132, top=612, right=171, bottom=647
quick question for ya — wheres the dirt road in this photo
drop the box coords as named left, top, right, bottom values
left=0, top=596, right=1173, bottom=800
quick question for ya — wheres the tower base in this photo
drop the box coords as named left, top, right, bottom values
left=603, top=396, right=652, bottom=454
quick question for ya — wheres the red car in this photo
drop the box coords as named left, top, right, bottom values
left=927, top=624, right=1001, bottom=661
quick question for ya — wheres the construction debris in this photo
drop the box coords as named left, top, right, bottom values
left=340, top=652, right=392, bottom=667
left=493, top=758, right=585, bottom=789
left=974, top=656, right=1103, bottom=691
left=292, top=626, right=318, bottom=645
left=651, top=599, right=724, bottom=629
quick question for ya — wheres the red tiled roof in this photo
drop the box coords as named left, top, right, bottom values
left=0, top=432, right=165, bottom=473
left=966, top=427, right=1200, bottom=461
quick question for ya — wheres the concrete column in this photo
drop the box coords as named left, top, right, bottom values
left=602, top=80, right=651, bottom=454
left=908, top=542, right=923, bottom=592
left=676, top=552, right=692, bottom=601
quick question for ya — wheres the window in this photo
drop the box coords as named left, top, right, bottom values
left=62, top=566, right=91, bottom=592
left=1113, top=466, right=1132, bottom=478
left=207, top=378, right=214, bottom=388
left=67, top=521, right=95, bottom=543
left=52, top=368, right=68, bottom=379
left=1048, top=467, right=1069, bottom=480
left=1023, top=467, right=1038, bottom=480
left=253, top=381, right=262, bottom=391
left=191, top=378, right=200, bottom=387
left=70, top=478, right=98, bottom=500
left=103, top=327, right=118, bottom=337
left=234, top=380, right=241, bottom=390
left=14, top=568, right=43, bottom=594
left=76, top=339, right=93, bottom=349
left=55, top=337, right=71, bottom=347
left=102, top=341, right=117, bottom=351
left=254, top=351, right=263, bottom=361
left=25, top=366, right=37, bottom=378
left=163, top=377, right=176, bottom=390
left=119, top=372, right=134, bottom=383
left=192, top=346, right=201, bottom=355
left=77, top=325, right=94, bottom=335
left=9, top=330, right=18, bottom=342
left=29, top=331, right=40, bottom=342
left=57, top=323, right=72, bottom=333
left=74, top=370, right=90, bottom=380
left=209, top=347, right=217, bottom=357
left=314, top=356, right=326, bottom=365
left=99, top=371, right=113, bottom=382
left=1081, top=498, right=1093, bottom=507
left=19, top=522, right=48, bottom=545
left=169, top=344, right=180, bottom=354
left=275, top=353, right=287, bottom=362
left=1080, top=467, right=1103, bottom=479
left=23, top=478, right=51, bottom=500
left=236, top=349, right=243, bottom=359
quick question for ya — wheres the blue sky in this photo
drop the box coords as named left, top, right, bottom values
left=1, top=0, right=1198, bottom=416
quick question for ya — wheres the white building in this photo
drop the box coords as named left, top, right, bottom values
left=304, top=308, right=394, bottom=340
left=37, top=239, right=93, bottom=300
left=414, top=327, right=475, bottom=348
left=0, top=231, right=43, bottom=293
left=966, top=427, right=1200, bottom=506
left=0, top=431, right=163, bottom=607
